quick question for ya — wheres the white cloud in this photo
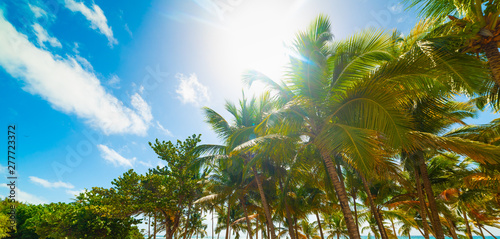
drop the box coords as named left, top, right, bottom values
left=107, top=74, right=120, bottom=88
left=156, top=121, right=173, bottom=136
left=29, top=176, right=74, bottom=189
left=175, top=73, right=210, bottom=105
left=0, top=185, right=48, bottom=205
left=131, top=93, right=153, bottom=122
left=74, top=55, right=93, bottom=72
left=66, top=189, right=85, bottom=197
left=0, top=12, right=152, bottom=135
left=97, top=144, right=135, bottom=167
left=389, top=3, right=403, bottom=13
left=29, top=4, right=47, bottom=18
left=124, top=24, right=133, bottom=37
left=32, top=23, right=62, bottom=48
left=64, top=0, right=117, bottom=46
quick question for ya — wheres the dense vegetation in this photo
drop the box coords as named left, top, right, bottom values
left=4, top=1, right=500, bottom=238
left=0, top=198, right=143, bottom=238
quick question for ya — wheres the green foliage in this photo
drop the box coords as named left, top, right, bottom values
left=148, top=134, right=208, bottom=237
left=29, top=203, right=140, bottom=239
left=0, top=198, right=142, bottom=239
left=0, top=210, right=10, bottom=238
left=73, top=135, right=208, bottom=239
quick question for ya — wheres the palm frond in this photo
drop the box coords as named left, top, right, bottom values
left=408, top=131, right=500, bottom=164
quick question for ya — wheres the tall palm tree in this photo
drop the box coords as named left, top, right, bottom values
left=198, top=93, right=278, bottom=239
left=403, top=93, right=500, bottom=239
left=244, top=14, right=494, bottom=239
left=246, top=17, right=405, bottom=239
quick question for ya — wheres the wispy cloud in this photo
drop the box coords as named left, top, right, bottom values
left=131, top=93, right=153, bottom=123
left=156, top=121, right=173, bottom=136
left=124, top=24, right=133, bottom=37
left=29, top=4, right=47, bottom=18
left=175, top=73, right=210, bottom=105
left=0, top=12, right=152, bottom=135
left=389, top=3, right=403, bottom=13
left=74, top=55, right=94, bottom=72
left=32, top=23, right=62, bottom=48
left=0, top=184, right=48, bottom=204
left=29, top=176, right=74, bottom=189
left=64, top=0, right=117, bottom=46
left=97, top=144, right=135, bottom=167
left=107, top=74, right=120, bottom=88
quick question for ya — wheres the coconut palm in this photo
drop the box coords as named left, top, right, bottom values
left=324, top=211, right=349, bottom=239
left=197, top=93, right=279, bottom=239
left=243, top=12, right=498, bottom=238
left=298, top=219, right=320, bottom=239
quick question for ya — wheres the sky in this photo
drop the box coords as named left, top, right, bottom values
left=0, top=0, right=498, bottom=237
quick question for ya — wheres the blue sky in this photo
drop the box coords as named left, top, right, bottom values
left=0, top=0, right=498, bottom=236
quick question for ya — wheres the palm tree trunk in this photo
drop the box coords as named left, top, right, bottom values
left=483, top=40, right=500, bottom=86
left=417, top=226, right=425, bottom=238
left=252, top=167, right=277, bottom=239
left=416, top=152, right=445, bottom=239
left=391, top=219, right=397, bottom=237
left=360, top=173, right=389, bottom=239
left=463, top=210, right=473, bottom=239
left=478, top=224, right=486, bottom=239
left=268, top=222, right=271, bottom=239
left=226, top=202, right=231, bottom=239
left=294, top=217, right=299, bottom=239
left=315, top=211, right=325, bottom=239
left=212, top=208, right=215, bottom=239
left=446, top=217, right=458, bottom=239
left=320, top=150, right=361, bottom=239
left=242, top=199, right=254, bottom=239
left=482, top=225, right=498, bottom=239
left=279, top=178, right=297, bottom=239
left=414, top=164, right=431, bottom=239
left=353, top=193, right=360, bottom=235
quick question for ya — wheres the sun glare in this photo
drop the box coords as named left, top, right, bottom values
left=208, top=1, right=304, bottom=95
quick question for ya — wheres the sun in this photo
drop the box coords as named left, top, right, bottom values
left=205, top=1, right=308, bottom=96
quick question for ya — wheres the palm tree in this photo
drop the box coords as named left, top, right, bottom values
left=198, top=93, right=278, bottom=239
left=324, top=211, right=349, bottom=239
left=243, top=13, right=495, bottom=239
left=245, top=17, right=406, bottom=239
left=298, top=220, right=320, bottom=239
left=402, top=93, right=500, bottom=239
left=404, top=0, right=500, bottom=86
